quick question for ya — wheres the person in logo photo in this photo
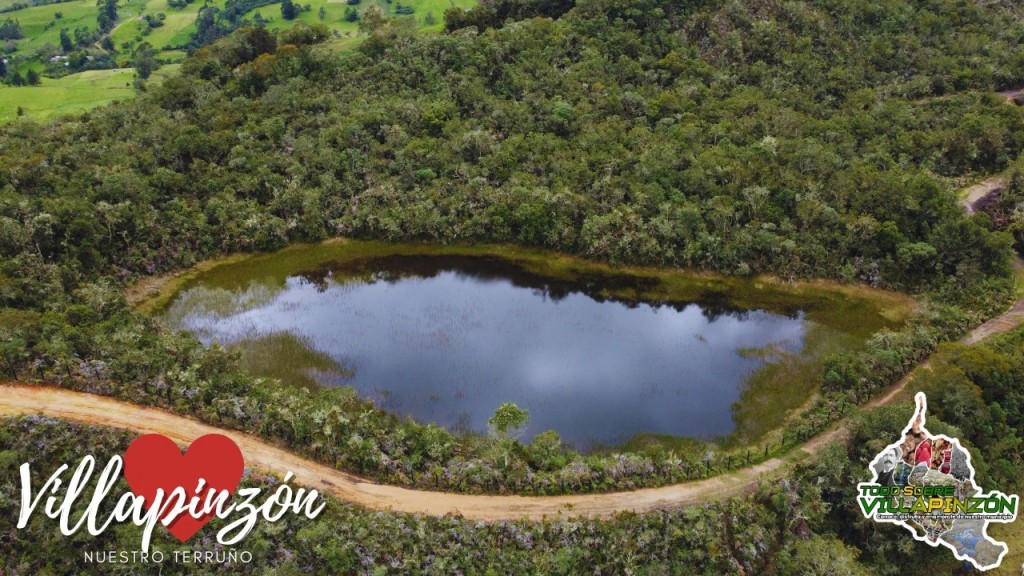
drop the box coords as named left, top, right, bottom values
left=873, top=445, right=903, bottom=485
left=931, top=438, right=953, bottom=475
left=914, top=435, right=932, bottom=468
left=900, top=413, right=930, bottom=466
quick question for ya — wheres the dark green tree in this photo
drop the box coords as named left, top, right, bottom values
left=281, top=0, right=299, bottom=20
left=0, top=18, right=22, bottom=40
left=488, top=402, right=529, bottom=467
left=132, top=42, right=158, bottom=80
left=96, top=0, right=118, bottom=31
left=59, top=28, right=73, bottom=52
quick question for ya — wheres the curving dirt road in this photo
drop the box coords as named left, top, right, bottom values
left=0, top=384, right=798, bottom=520
left=0, top=178, right=1019, bottom=521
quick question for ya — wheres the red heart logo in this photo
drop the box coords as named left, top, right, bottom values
left=123, top=434, right=244, bottom=542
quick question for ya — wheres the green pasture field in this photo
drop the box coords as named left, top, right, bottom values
left=5, top=1, right=108, bottom=52
left=0, top=68, right=133, bottom=121
left=0, top=63, right=178, bottom=122
left=109, top=0, right=230, bottom=57
left=244, top=0, right=472, bottom=36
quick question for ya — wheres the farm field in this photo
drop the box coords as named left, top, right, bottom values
left=245, top=0, right=464, bottom=36
left=108, top=0, right=231, bottom=56
left=0, top=63, right=178, bottom=122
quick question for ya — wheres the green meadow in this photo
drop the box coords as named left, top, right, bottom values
left=109, top=0, right=229, bottom=54
left=0, top=68, right=133, bottom=121
left=246, top=0, right=471, bottom=36
left=0, top=64, right=179, bottom=122
left=5, top=0, right=116, bottom=53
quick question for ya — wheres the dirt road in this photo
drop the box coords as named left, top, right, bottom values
left=0, top=384, right=801, bottom=520
left=0, top=177, right=1018, bottom=520
left=962, top=177, right=1005, bottom=215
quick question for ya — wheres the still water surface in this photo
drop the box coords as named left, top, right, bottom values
left=165, top=256, right=807, bottom=447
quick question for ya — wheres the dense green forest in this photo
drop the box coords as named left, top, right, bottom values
left=1, top=0, right=1022, bottom=289
left=1, top=0, right=1024, bottom=571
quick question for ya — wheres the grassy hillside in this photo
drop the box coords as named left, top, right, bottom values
left=0, top=64, right=178, bottom=122
left=0, top=68, right=134, bottom=120
left=7, top=0, right=115, bottom=51
left=0, top=0, right=473, bottom=122
left=109, top=0, right=224, bottom=51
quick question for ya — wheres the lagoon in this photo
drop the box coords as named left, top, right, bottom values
left=155, top=241, right=909, bottom=448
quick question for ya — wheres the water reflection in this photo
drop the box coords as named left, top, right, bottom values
left=165, top=256, right=807, bottom=448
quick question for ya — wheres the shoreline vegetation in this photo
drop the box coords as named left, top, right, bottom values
left=130, top=238, right=918, bottom=322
